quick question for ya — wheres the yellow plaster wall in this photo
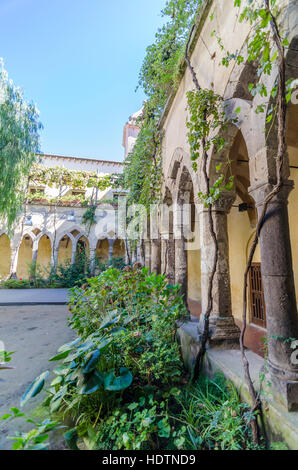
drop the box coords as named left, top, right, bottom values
left=36, top=235, right=52, bottom=272
left=16, top=237, right=33, bottom=279
left=58, top=238, right=72, bottom=265
left=187, top=219, right=201, bottom=302
left=96, top=239, right=109, bottom=262
left=0, top=234, right=11, bottom=279
left=187, top=248, right=201, bottom=302
left=228, top=198, right=261, bottom=322
left=113, top=239, right=125, bottom=258
left=288, top=147, right=298, bottom=301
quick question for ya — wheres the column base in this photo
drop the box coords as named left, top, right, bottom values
left=268, top=360, right=298, bottom=411
left=199, top=315, right=240, bottom=349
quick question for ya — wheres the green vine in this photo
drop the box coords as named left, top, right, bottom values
left=186, top=88, right=236, bottom=205
left=119, top=0, right=202, bottom=209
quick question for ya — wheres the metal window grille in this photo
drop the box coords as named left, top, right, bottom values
left=249, top=263, right=267, bottom=328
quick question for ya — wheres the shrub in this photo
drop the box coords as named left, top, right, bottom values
left=4, top=268, right=260, bottom=451
left=1, top=279, right=30, bottom=289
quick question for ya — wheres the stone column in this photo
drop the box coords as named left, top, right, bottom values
left=151, top=239, right=161, bottom=274
left=32, top=241, right=38, bottom=265
left=160, top=236, right=175, bottom=284
left=71, top=247, right=77, bottom=265
left=144, top=240, right=151, bottom=270
left=174, top=196, right=190, bottom=302
left=108, top=239, right=115, bottom=264
left=160, top=201, right=175, bottom=284
left=250, top=180, right=298, bottom=411
left=90, top=248, right=96, bottom=276
left=9, top=247, right=19, bottom=278
left=198, top=191, right=240, bottom=347
left=139, top=239, right=145, bottom=266
left=52, top=247, right=59, bottom=269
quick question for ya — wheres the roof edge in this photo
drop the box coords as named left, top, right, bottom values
left=37, top=153, right=123, bottom=166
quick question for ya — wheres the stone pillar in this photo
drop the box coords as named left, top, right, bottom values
left=174, top=197, right=190, bottom=302
left=198, top=191, right=240, bottom=347
left=71, top=247, right=76, bottom=265
left=139, top=239, right=145, bottom=266
left=160, top=200, right=175, bottom=284
left=52, top=247, right=59, bottom=269
left=151, top=239, right=161, bottom=274
left=90, top=248, right=96, bottom=276
left=160, top=236, right=175, bottom=284
left=108, top=239, right=115, bottom=264
left=9, top=247, right=19, bottom=278
left=144, top=240, right=151, bottom=270
left=32, top=241, right=38, bottom=265
left=250, top=180, right=298, bottom=411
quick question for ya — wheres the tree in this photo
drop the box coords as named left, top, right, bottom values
left=0, top=59, right=42, bottom=229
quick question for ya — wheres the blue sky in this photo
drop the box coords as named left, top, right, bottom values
left=0, top=0, right=166, bottom=161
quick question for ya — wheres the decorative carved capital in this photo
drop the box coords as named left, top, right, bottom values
left=213, top=190, right=236, bottom=213
left=249, top=180, right=294, bottom=207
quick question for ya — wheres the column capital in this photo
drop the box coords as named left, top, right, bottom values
left=213, top=190, right=236, bottom=213
left=249, top=180, right=294, bottom=207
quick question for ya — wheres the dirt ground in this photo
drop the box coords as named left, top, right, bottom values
left=0, top=305, right=75, bottom=450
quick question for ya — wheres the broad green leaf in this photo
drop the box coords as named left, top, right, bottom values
left=80, top=371, right=104, bottom=395
left=64, top=428, right=79, bottom=450
left=49, top=350, right=71, bottom=362
left=1, top=414, right=12, bottom=420
left=58, top=338, right=81, bottom=352
left=21, top=371, right=50, bottom=406
left=82, top=350, right=101, bottom=374
left=104, top=368, right=133, bottom=392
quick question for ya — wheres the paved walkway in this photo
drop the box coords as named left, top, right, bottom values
left=0, top=305, right=75, bottom=449
left=0, top=289, right=69, bottom=305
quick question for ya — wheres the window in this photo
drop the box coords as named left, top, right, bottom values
left=249, top=263, right=266, bottom=328
left=71, top=190, right=85, bottom=197
left=29, top=187, right=45, bottom=195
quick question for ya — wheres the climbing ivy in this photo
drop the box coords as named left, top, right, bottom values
left=186, top=88, right=236, bottom=205
left=30, top=164, right=112, bottom=192
left=120, top=0, right=202, bottom=208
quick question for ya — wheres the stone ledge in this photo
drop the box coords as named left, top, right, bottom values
left=177, top=322, right=298, bottom=450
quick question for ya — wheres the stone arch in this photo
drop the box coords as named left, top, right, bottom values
left=206, top=122, right=242, bottom=189
left=0, top=233, right=11, bottom=279
left=165, top=147, right=199, bottom=201
left=56, top=231, right=75, bottom=248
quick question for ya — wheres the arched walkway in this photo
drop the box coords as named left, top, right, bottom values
left=227, top=130, right=264, bottom=355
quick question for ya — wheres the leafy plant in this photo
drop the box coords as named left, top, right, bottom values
left=0, top=350, right=14, bottom=371
left=0, top=59, right=42, bottom=229
left=0, top=279, right=30, bottom=289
